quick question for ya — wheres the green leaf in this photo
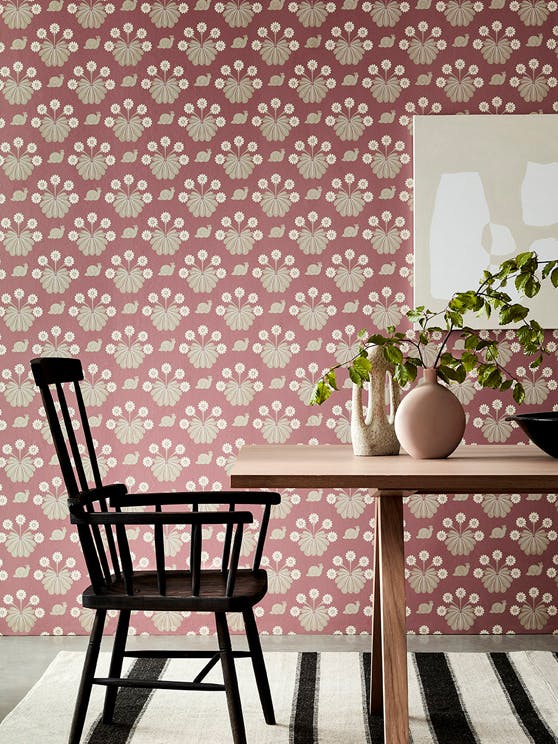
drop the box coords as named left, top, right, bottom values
left=325, top=370, right=338, bottom=391
left=348, top=366, right=363, bottom=386
left=383, top=344, right=403, bottom=365
left=311, top=380, right=331, bottom=405
left=542, top=260, right=556, bottom=279
left=498, top=303, right=529, bottom=325
left=368, top=334, right=388, bottom=346
left=551, top=267, right=558, bottom=288
left=513, top=382, right=525, bottom=405
left=461, top=351, right=478, bottom=372
left=393, top=361, right=417, bottom=386
left=353, top=355, right=372, bottom=378
left=515, top=251, right=535, bottom=267
left=439, top=363, right=466, bottom=383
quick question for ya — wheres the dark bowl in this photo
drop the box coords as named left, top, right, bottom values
left=505, top=412, right=558, bottom=458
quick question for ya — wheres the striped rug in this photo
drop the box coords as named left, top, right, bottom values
left=2, top=650, right=558, bottom=743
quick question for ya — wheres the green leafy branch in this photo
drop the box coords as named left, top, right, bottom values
left=311, top=251, right=558, bottom=407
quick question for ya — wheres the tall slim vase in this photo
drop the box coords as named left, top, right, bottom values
left=350, top=346, right=400, bottom=456
left=394, top=367, right=465, bottom=459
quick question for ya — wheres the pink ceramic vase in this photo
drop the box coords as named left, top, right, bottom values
left=394, top=367, right=466, bottom=459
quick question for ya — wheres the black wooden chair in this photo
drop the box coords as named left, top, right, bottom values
left=30, top=356, right=279, bottom=744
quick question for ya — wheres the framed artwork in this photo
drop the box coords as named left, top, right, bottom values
left=413, top=114, right=558, bottom=329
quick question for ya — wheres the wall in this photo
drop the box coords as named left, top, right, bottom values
left=1, top=0, right=558, bottom=637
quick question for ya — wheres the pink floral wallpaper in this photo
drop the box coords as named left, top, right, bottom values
left=1, top=0, right=558, bottom=637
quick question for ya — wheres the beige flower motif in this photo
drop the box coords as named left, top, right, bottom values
left=69, top=61, right=113, bottom=105
left=4, top=591, right=40, bottom=633
left=292, top=0, right=334, bottom=28
left=179, top=22, right=225, bottom=65
left=2, top=514, right=40, bottom=556
left=182, top=401, right=224, bottom=444
left=218, top=362, right=261, bottom=406
left=71, top=0, right=109, bottom=29
left=144, top=364, right=190, bottom=406
left=31, top=23, right=77, bottom=67
left=476, top=551, right=518, bottom=593
left=516, top=0, right=551, bottom=26
left=253, top=22, right=298, bottom=65
left=442, top=589, right=480, bottom=631
left=440, top=514, right=482, bottom=556
left=1, top=62, right=41, bottom=105
left=407, top=494, right=441, bottom=519
left=215, top=136, right=262, bottom=179
left=331, top=489, right=368, bottom=519
left=510, top=60, right=556, bottom=102
left=406, top=551, right=446, bottom=593
left=330, top=552, right=369, bottom=593
left=475, top=22, right=518, bottom=65
left=327, top=174, right=373, bottom=218
left=152, top=611, right=185, bottom=632
left=477, top=493, right=517, bottom=518
left=254, top=401, right=299, bottom=444
left=439, top=59, right=481, bottom=103
left=180, top=327, right=225, bottom=369
left=511, top=589, right=555, bottom=631
left=220, top=0, right=257, bottom=28
left=266, top=553, right=299, bottom=594
left=1, top=214, right=40, bottom=257
left=254, top=326, right=297, bottom=368
left=253, top=251, right=298, bottom=293
left=292, top=514, right=333, bottom=557
left=511, top=514, right=554, bottom=555
left=144, top=440, right=189, bottom=482
left=441, top=0, right=478, bottom=27
left=2, top=0, right=40, bottom=29
left=365, top=0, right=404, bottom=28
left=290, top=61, right=335, bottom=104
left=143, top=0, right=185, bottom=29
left=106, top=326, right=150, bottom=369
left=106, top=100, right=150, bottom=143
left=329, top=248, right=372, bottom=293
left=402, top=22, right=444, bottom=65
left=363, top=60, right=409, bottom=103
left=294, top=589, right=334, bottom=631
left=216, top=213, right=261, bottom=256
left=107, top=401, right=152, bottom=444
left=180, top=175, right=225, bottom=218
left=143, top=61, right=188, bottom=104
left=215, top=60, right=261, bottom=104
left=39, top=554, right=77, bottom=595
left=179, top=99, right=225, bottom=142
left=326, top=22, right=372, bottom=65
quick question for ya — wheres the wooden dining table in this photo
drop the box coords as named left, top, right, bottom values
left=230, top=443, right=558, bottom=744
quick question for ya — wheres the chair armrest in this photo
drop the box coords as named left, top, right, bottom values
left=70, top=510, right=254, bottom=527
left=109, top=490, right=281, bottom=508
left=71, top=483, right=127, bottom=507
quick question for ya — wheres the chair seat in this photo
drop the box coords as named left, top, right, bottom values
left=82, top=569, right=268, bottom=612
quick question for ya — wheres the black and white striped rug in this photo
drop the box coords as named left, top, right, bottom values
left=2, top=650, right=558, bottom=743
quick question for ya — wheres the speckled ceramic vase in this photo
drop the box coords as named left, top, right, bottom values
left=350, top=346, right=401, bottom=457
left=394, top=367, right=465, bottom=459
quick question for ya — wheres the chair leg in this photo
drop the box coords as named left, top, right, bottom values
left=68, top=609, right=106, bottom=744
left=215, top=612, right=247, bottom=744
left=243, top=609, right=275, bottom=725
left=102, top=609, right=131, bottom=723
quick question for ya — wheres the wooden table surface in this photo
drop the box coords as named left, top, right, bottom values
left=231, top=443, right=558, bottom=492
left=231, top=443, right=558, bottom=744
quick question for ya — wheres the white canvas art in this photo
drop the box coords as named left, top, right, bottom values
left=413, top=114, right=558, bottom=329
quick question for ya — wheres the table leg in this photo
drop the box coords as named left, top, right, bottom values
left=370, top=494, right=383, bottom=715
left=377, top=491, right=408, bottom=744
